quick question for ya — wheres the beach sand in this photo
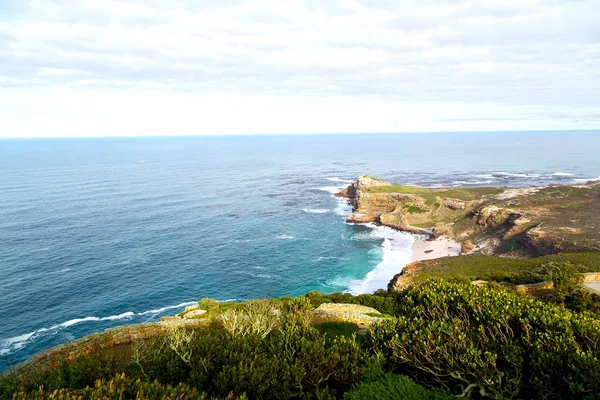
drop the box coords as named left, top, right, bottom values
left=411, top=236, right=461, bottom=262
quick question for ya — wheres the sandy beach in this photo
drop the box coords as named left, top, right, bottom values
left=411, top=236, right=461, bottom=262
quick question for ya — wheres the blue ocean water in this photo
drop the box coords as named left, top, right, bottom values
left=1, top=131, right=600, bottom=369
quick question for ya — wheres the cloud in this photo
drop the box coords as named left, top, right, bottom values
left=0, top=0, right=599, bottom=137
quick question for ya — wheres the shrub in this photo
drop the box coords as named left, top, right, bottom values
left=138, top=310, right=371, bottom=399
left=368, top=279, right=600, bottom=399
left=219, top=299, right=279, bottom=339
left=344, top=373, right=454, bottom=400
left=10, top=373, right=245, bottom=400
left=198, top=298, right=220, bottom=312
left=314, top=322, right=360, bottom=340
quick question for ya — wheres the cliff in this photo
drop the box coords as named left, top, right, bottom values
left=339, top=175, right=600, bottom=257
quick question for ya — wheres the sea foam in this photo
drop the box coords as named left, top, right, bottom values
left=347, top=224, right=414, bottom=295
left=303, top=208, right=329, bottom=214
left=0, top=300, right=241, bottom=356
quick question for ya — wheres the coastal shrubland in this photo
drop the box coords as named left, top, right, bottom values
left=3, top=280, right=600, bottom=399
left=394, top=252, right=600, bottom=285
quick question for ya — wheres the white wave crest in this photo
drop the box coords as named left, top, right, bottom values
left=552, top=172, right=574, bottom=176
left=60, top=312, right=135, bottom=328
left=276, top=234, right=295, bottom=240
left=250, top=273, right=273, bottom=279
left=138, top=301, right=198, bottom=316
left=318, top=185, right=345, bottom=194
left=303, top=208, right=329, bottom=214
left=326, top=178, right=354, bottom=183
left=347, top=224, right=414, bottom=295
left=494, top=172, right=541, bottom=178
left=574, top=177, right=600, bottom=184
left=452, top=180, right=493, bottom=185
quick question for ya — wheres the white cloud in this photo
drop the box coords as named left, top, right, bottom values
left=0, top=0, right=599, bottom=137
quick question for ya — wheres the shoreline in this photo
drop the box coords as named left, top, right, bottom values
left=410, top=236, right=461, bottom=262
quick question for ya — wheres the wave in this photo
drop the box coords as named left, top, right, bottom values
left=574, top=177, right=600, bottom=184
left=494, top=172, right=541, bottom=178
left=275, top=234, right=295, bottom=240
left=318, top=186, right=345, bottom=195
left=347, top=224, right=414, bottom=295
left=319, top=275, right=354, bottom=288
left=313, top=256, right=347, bottom=263
left=452, top=180, right=494, bottom=185
left=302, top=208, right=329, bottom=214
left=552, top=172, right=574, bottom=176
left=60, top=312, right=135, bottom=328
left=250, top=273, right=273, bottom=279
left=0, top=298, right=244, bottom=356
left=325, top=177, right=354, bottom=183
left=137, top=301, right=198, bottom=316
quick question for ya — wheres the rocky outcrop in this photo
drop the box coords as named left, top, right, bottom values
left=312, top=303, right=384, bottom=329
left=387, top=262, right=421, bottom=292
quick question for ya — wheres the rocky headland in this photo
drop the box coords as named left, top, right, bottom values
left=336, top=175, right=600, bottom=289
left=338, top=175, right=600, bottom=256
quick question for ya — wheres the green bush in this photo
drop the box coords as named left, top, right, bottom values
left=10, top=373, right=245, bottom=400
left=344, top=373, right=454, bottom=400
left=303, top=291, right=398, bottom=316
left=368, top=279, right=600, bottom=399
left=198, top=298, right=220, bottom=312
left=314, top=322, right=361, bottom=340
left=138, top=309, right=369, bottom=399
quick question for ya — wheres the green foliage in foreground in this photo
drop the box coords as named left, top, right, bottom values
left=9, top=373, right=244, bottom=400
left=410, top=252, right=600, bottom=284
left=344, top=374, right=454, bottom=400
left=369, top=279, right=600, bottom=399
left=3, top=281, right=600, bottom=400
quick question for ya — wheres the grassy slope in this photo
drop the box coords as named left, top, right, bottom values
left=409, top=252, right=600, bottom=285
left=365, top=185, right=504, bottom=201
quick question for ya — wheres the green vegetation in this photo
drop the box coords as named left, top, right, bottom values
left=369, top=279, right=600, bottom=399
left=407, top=206, right=427, bottom=214
left=314, top=321, right=361, bottom=340
left=9, top=373, right=238, bottom=399
left=3, top=280, right=600, bottom=399
left=344, top=374, right=454, bottom=400
left=408, top=252, right=600, bottom=285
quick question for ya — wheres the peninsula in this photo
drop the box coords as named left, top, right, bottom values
left=336, top=175, right=600, bottom=291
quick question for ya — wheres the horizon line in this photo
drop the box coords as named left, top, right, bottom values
left=1, top=128, right=600, bottom=140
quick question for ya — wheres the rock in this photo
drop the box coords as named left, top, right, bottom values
left=184, top=304, right=200, bottom=313
left=461, top=240, right=476, bottom=254
left=182, top=309, right=207, bottom=319
left=440, top=197, right=466, bottom=210
left=343, top=176, right=600, bottom=261
left=473, top=206, right=513, bottom=227
left=312, top=303, right=384, bottom=329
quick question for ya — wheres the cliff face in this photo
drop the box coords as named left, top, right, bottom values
left=339, top=175, right=600, bottom=257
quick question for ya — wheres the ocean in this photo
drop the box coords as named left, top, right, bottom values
left=1, top=131, right=600, bottom=369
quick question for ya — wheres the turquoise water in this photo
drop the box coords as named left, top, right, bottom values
left=1, top=131, right=600, bottom=369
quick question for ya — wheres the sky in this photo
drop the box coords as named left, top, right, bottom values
left=0, top=0, right=599, bottom=138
